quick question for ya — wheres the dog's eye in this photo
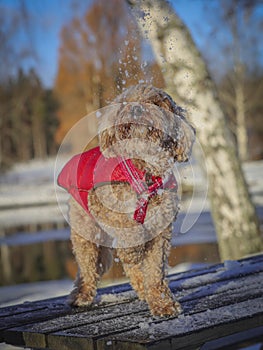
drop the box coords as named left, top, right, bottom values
left=161, top=136, right=176, bottom=151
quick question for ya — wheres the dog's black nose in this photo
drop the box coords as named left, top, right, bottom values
left=131, top=105, right=143, bottom=118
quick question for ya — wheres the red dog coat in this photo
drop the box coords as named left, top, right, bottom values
left=57, top=146, right=177, bottom=224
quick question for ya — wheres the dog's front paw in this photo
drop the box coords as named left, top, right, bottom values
left=148, top=297, right=182, bottom=317
left=68, top=294, right=94, bottom=307
left=67, top=287, right=95, bottom=307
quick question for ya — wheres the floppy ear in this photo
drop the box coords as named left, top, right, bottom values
left=99, top=126, right=117, bottom=158
left=174, top=118, right=196, bottom=162
left=98, top=103, right=121, bottom=158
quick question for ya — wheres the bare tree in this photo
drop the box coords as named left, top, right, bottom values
left=55, top=0, right=164, bottom=152
left=127, top=0, right=262, bottom=260
left=55, top=0, right=145, bottom=146
left=202, top=0, right=263, bottom=161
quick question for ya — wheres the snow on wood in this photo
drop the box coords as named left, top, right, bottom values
left=0, top=254, right=262, bottom=349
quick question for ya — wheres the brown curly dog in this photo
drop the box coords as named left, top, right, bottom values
left=58, top=84, right=195, bottom=316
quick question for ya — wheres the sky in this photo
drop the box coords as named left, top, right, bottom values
left=1, top=0, right=212, bottom=87
left=1, top=0, right=263, bottom=87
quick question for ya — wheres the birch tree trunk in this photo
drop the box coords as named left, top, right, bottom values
left=128, top=0, right=262, bottom=260
left=32, top=114, right=47, bottom=159
left=235, top=64, right=248, bottom=161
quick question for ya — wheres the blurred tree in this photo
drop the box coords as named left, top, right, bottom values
left=246, top=71, right=263, bottom=160
left=43, top=89, right=60, bottom=156
left=0, top=1, right=59, bottom=168
left=202, top=0, right=263, bottom=161
left=0, top=0, right=37, bottom=82
left=55, top=0, right=163, bottom=147
left=0, top=69, right=59, bottom=168
left=218, top=68, right=263, bottom=160
left=128, top=0, right=262, bottom=260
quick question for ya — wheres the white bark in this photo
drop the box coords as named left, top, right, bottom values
left=128, top=0, right=262, bottom=260
left=235, top=68, right=248, bottom=161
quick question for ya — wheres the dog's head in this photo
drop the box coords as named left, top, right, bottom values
left=98, top=84, right=195, bottom=175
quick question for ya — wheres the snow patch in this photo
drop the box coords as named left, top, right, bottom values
left=96, top=110, right=102, bottom=118
left=224, top=260, right=241, bottom=270
left=100, top=291, right=135, bottom=304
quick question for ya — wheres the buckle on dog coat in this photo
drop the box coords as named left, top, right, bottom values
left=57, top=147, right=177, bottom=225
left=119, top=159, right=177, bottom=224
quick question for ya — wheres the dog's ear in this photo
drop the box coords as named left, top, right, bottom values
left=173, top=117, right=196, bottom=162
left=98, top=104, right=120, bottom=158
left=99, top=126, right=117, bottom=158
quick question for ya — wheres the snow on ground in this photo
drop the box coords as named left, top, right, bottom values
left=0, top=156, right=68, bottom=207
left=0, top=228, right=70, bottom=246
left=0, top=157, right=262, bottom=246
left=1, top=157, right=262, bottom=208
left=0, top=157, right=67, bottom=227
left=0, top=158, right=262, bottom=228
left=0, top=204, right=67, bottom=228
left=0, top=279, right=73, bottom=308
left=0, top=157, right=262, bottom=263
left=0, top=344, right=25, bottom=350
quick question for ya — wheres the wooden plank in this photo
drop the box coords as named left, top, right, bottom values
left=48, top=312, right=152, bottom=350
left=3, top=299, right=145, bottom=348
left=175, top=271, right=263, bottom=306
left=45, top=273, right=262, bottom=349
left=97, top=297, right=263, bottom=350
left=201, top=326, right=263, bottom=350
left=0, top=254, right=263, bottom=348
left=169, top=254, right=263, bottom=290
left=47, top=333, right=95, bottom=350
left=4, top=270, right=262, bottom=347
left=0, top=295, right=68, bottom=318
left=1, top=258, right=262, bottom=334
left=0, top=285, right=133, bottom=331
left=1, top=251, right=259, bottom=318
left=0, top=284, right=136, bottom=343
left=0, top=297, right=71, bottom=332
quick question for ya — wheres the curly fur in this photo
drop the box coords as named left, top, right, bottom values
left=68, top=84, right=195, bottom=317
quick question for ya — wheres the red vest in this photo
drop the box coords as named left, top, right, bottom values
left=57, top=146, right=177, bottom=224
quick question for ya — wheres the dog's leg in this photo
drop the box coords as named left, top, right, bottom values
left=143, top=229, right=182, bottom=317
left=68, top=231, right=100, bottom=306
left=117, top=248, right=146, bottom=301
left=123, top=263, right=145, bottom=301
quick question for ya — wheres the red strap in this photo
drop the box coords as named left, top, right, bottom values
left=134, top=198, right=149, bottom=224
left=133, top=175, right=164, bottom=224
left=120, top=158, right=177, bottom=224
left=119, top=158, right=146, bottom=194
